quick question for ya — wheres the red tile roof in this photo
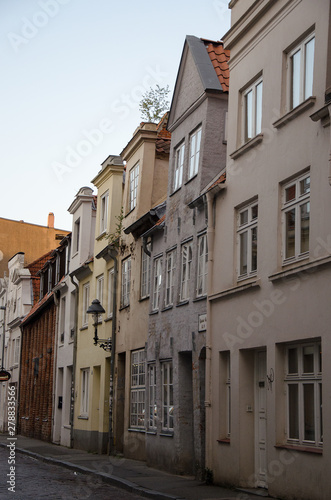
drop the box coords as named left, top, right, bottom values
left=156, top=112, right=171, bottom=155
left=155, top=214, right=166, bottom=226
left=202, top=39, right=230, bottom=92
left=21, top=291, right=54, bottom=326
left=207, top=171, right=226, bottom=192
left=25, top=250, right=54, bottom=304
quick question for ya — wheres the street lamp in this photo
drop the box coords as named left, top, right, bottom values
left=86, top=299, right=112, bottom=352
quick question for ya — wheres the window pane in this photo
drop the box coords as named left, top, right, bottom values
left=291, top=49, right=301, bottom=109
left=285, top=184, right=296, bottom=202
left=245, top=90, right=253, bottom=141
left=251, top=226, right=257, bottom=272
left=285, top=209, right=296, bottom=258
left=288, top=348, right=298, bottom=374
left=288, top=384, right=299, bottom=439
left=319, top=383, right=323, bottom=443
left=255, top=81, right=263, bottom=135
left=300, top=176, right=310, bottom=195
left=300, top=202, right=310, bottom=253
left=305, top=37, right=315, bottom=100
left=304, top=384, right=315, bottom=441
left=240, top=209, right=248, bottom=226
left=240, top=231, right=248, bottom=275
left=303, top=345, right=314, bottom=373
left=251, top=205, right=258, bottom=220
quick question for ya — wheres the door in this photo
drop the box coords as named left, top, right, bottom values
left=255, top=350, right=267, bottom=489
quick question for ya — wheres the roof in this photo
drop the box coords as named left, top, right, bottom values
left=25, top=250, right=54, bottom=304
left=202, top=39, right=230, bottom=92
left=206, top=171, right=226, bottom=192
left=141, top=213, right=166, bottom=239
left=20, top=291, right=54, bottom=326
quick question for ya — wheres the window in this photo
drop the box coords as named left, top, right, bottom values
left=82, top=283, right=90, bottom=327
left=237, top=202, right=258, bottom=278
left=96, top=274, right=104, bottom=306
left=152, top=257, right=162, bottom=311
left=129, top=163, right=139, bottom=211
left=74, top=218, right=80, bottom=254
left=165, top=250, right=176, bottom=307
left=60, top=296, right=66, bottom=341
left=161, top=361, right=173, bottom=431
left=197, top=234, right=208, bottom=296
left=121, top=258, right=131, bottom=307
left=282, top=173, right=310, bottom=262
left=180, top=242, right=192, bottom=301
left=81, top=368, right=89, bottom=416
left=242, top=77, right=263, bottom=142
left=148, top=364, right=157, bottom=429
left=130, top=349, right=145, bottom=429
left=107, top=268, right=114, bottom=318
left=288, top=33, right=315, bottom=110
left=100, top=191, right=109, bottom=234
left=285, top=342, right=322, bottom=446
left=189, top=126, right=202, bottom=179
left=14, top=337, right=20, bottom=365
left=173, top=142, right=185, bottom=191
left=141, top=244, right=151, bottom=299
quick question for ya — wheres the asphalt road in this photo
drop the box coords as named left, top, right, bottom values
left=0, top=446, right=145, bottom=500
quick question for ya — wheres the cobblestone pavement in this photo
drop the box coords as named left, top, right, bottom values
left=0, top=447, right=145, bottom=500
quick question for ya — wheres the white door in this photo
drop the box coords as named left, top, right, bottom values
left=255, top=350, right=267, bottom=489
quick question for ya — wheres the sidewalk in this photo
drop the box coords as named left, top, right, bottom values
left=0, top=434, right=273, bottom=500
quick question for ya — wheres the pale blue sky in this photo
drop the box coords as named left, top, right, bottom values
left=1, top=0, right=230, bottom=230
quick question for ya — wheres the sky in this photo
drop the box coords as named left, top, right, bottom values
left=1, top=0, right=231, bottom=231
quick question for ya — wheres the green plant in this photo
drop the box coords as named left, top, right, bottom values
left=103, top=207, right=124, bottom=248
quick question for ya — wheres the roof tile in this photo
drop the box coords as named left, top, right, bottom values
left=202, top=39, right=230, bottom=92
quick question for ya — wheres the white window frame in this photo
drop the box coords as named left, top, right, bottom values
left=180, top=241, right=192, bottom=301
left=129, top=163, right=139, bottom=211
left=107, top=268, right=114, bottom=318
left=237, top=201, right=258, bottom=279
left=148, top=364, right=157, bottom=430
left=14, top=337, right=20, bottom=366
left=173, top=142, right=185, bottom=191
left=100, top=191, right=109, bottom=234
left=282, top=172, right=310, bottom=263
left=242, top=76, right=263, bottom=143
left=73, top=218, right=80, bottom=254
left=287, top=33, right=315, bottom=111
left=189, top=126, right=202, bottom=179
left=130, top=349, right=146, bottom=429
left=161, top=361, right=174, bottom=431
left=152, top=257, right=162, bottom=311
left=96, top=274, right=104, bottom=307
left=81, top=368, right=89, bottom=417
left=285, top=342, right=322, bottom=447
left=197, top=234, right=208, bottom=297
left=165, top=250, right=176, bottom=307
left=140, top=244, right=151, bottom=299
left=60, top=296, right=66, bottom=342
left=82, top=283, right=90, bottom=327
left=121, top=258, right=131, bottom=308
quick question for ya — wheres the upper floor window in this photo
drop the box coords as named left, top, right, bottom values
left=180, top=241, right=192, bottom=301
left=96, top=274, right=104, bottom=314
left=152, top=256, right=162, bottom=311
left=197, top=234, right=208, bottom=297
left=121, top=257, right=131, bottom=308
left=129, top=163, right=139, bottom=211
left=73, top=218, right=80, bottom=254
left=189, top=126, right=202, bottom=179
left=82, top=282, right=90, bottom=327
left=173, top=142, right=185, bottom=191
left=237, top=201, right=258, bottom=279
left=288, top=33, right=315, bottom=110
left=60, top=296, right=66, bottom=341
left=165, top=249, right=176, bottom=307
left=242, top=77, right=263, bottom=142
left=100, top=191, right=109, bottom=234
left=141, top=243, right=151, bottom=299
left=282, top=173, right=310, bottom=262
left=107, top=268, right=114, bottom=318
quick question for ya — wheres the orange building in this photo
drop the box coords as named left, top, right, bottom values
left=0, top=213, right=69, bottom=278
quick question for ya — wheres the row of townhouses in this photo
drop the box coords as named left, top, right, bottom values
left=0, top=1, right=330, bottom=498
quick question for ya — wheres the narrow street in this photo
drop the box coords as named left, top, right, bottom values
left=0, top=447, right=144, bottom=500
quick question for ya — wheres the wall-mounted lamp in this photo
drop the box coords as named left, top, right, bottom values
left=86, top=299, right=112, bottom=352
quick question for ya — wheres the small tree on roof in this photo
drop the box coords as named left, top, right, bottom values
left=139, top=84, right=170, bottom=123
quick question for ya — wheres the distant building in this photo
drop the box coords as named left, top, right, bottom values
left=0, top=213, right=69, bottom=279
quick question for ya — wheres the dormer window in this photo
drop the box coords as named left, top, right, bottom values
left=129, top=163, right=139, bottom=211
left=100, top=191, right=109, bottom=234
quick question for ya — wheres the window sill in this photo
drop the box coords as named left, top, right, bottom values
left=128, top=428, right=145, bottom=433
left=160, top=431, right=174, bottom=437
left=193, top=295, right=207, bottom=302
left=78, top=415, right=89, bottom=420
left=80, top=325, right=88, bottom=331
left=139, top=296, right=150, bottom=303
left=209, top=279, right=260, bottom=302
left=125, top=207, right=136, bottom=218
left=161, top=305, right=173, bottom=312
left=149, top=309, right=159, bottom=315
left=170, top=186, right=182, bottom=197
left=273, top=97, right=316, bottom=129
left=217, top=438, right=230, bottom=444
left=104, top=316, right=113, bottom=322
left=96, top=231, right=107, bottom=241
left=229, top=134, right=263, bottom=160
left=119, top=304, right=130, bottom=311
left=146, top=430, right=157, bottom=435
left=275, top=444, right=322, bottom=455
left=176, top=300, right=189, bottom=307
left=185, top=173, right=198, bottom=185
left=268, top=255, right=331, bottom=282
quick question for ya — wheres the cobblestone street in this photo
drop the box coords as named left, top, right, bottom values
left=0, top=447, right=145, bottom=500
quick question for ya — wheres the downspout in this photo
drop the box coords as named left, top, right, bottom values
left=52, top=290, right=60, bottom=443
left=108, top=246, right=118, bottom=455
left=69, top=274, right=79, bottom=449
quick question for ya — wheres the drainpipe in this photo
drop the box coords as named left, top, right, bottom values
left=69, top=274, right=79, bottom=449
left=108, top=246, right=118, bottom=456
left=52, top=290, right=60, bottom=443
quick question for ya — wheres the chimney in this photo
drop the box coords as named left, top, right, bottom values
left=47, top=212, right=54, bottom=228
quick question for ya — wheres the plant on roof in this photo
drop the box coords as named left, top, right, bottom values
left=139, top=84, right=170, bottom=123
left=102, top=207, right=124, bottom=248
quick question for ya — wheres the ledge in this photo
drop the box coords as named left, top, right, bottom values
left=217, top=438, right=230, bottom=444
left=193, top=295, right=207, bottom=303
left=149, top=310, right=159, bottom=316
left=169, top=186, right=182, bottom=197
left=146, top=430, right=157, bottom=435
left=209, top=279, right=260, bottom=302
left=160, top=432, right=174, bottom=438
left=96, top=231, right=107, bottom=241
left=268, top=255, right=331, bottom=282
left=176, top=300, right=189, bottom=307
left=77, top=415, right=88, bottom=420
left=185, top=173, right=198, bottom=185
left=79, top=326, right=88, bottom=331
left=310, top=102, right=330, bottom=127
left=119, top=304, right=130, bottom=312
left=229, top=134, right=263, bottom=160
left=273, top=97, right=316, bottom=129
left=104, top=316, right=113, bottom=322
left=128, top=428, right=145, bottom=433
left=161, top=305, right=173, bottom=312
left=275, top=444, right=322, bottom=455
